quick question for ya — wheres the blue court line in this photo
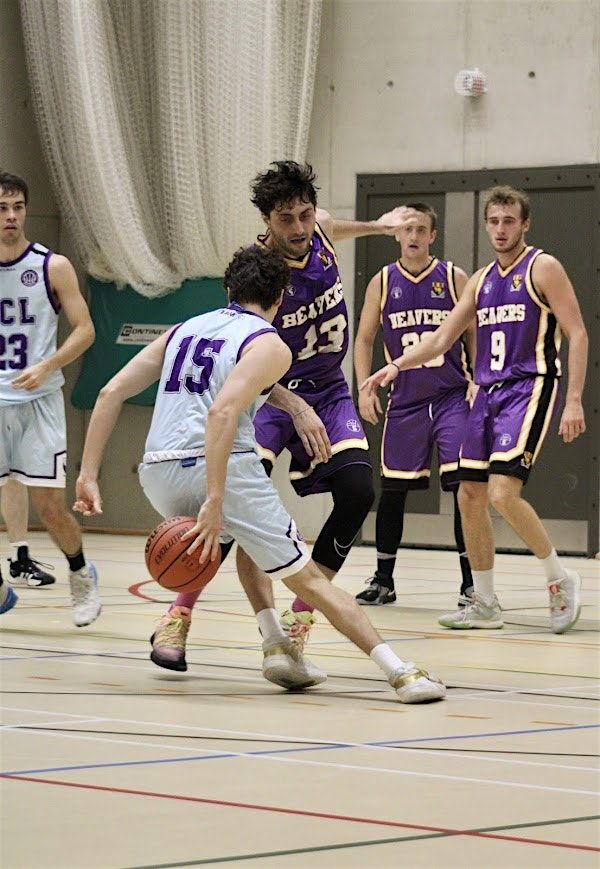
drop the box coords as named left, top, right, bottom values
left=2, top=722, right=598, bottom=778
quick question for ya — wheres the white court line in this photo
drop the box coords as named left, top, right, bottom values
left=2, top=721, right=597, bottom=797
left=3, top=722, right=598, bottom=775
left=1, top=716, right=105, bottom=730
left=2, top=705, right=599, bottom=782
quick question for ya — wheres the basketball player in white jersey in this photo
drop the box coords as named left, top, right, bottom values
left=0, top=171, right=100, bottom=624
left=74, top=246, right=445, bottom=702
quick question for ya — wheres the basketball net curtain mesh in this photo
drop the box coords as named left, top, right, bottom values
left=19, top=0, right=322, bottom=297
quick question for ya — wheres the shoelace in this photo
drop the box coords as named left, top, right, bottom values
left=70, top=573, right=92, bottom=603
left=288, top=621, right=311, bottom=639
left=11, top=557, right=54, bottom=577
left=156, top=616, right=189, bottom=648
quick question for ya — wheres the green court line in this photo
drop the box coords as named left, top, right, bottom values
left=126, top=814, right=600, bottom=867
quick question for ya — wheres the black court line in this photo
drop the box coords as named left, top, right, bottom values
left=124, top=814, right=600, bottom=867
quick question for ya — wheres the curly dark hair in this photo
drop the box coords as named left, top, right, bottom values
left=224, top=246, right=290, bottom=309
left=250, top=161, right=318, bottom=216
left=0, top=170, right=29, bottom=204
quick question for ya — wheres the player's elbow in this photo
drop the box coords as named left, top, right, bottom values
left=207, top=401, right=238, bottom=430
left=84, top=321, right=95, bottom=349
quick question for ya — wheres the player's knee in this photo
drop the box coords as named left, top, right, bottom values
left=332, top=465, right=375, bottom=518
left=488, top=478, right=519, bottom=514
left=35, top=496, right=67, bottom=529
left=284, top=559, right=327, bottom=598
left=458, top=481, right=486, bottom=513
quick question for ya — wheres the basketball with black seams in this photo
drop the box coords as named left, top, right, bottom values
left=145, top=516, right=221, bottom=592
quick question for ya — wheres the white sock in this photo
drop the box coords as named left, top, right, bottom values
left=539, top=548, right=567, bottom=583
left=370, top=643, right=407, bottom=679
left=472, top=569, right=495, bottom=604
left=256, top=608, right=287, bottom=643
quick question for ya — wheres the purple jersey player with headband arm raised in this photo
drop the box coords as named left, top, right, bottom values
left=362, top=186, right=588, bottom=635
left=148, top=161, right=417, bottom=670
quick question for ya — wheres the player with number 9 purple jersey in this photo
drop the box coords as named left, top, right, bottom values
left=473, top=246, right=561, bottom=387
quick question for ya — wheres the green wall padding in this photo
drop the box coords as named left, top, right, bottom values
left=72, top=276, right=226, bottom=408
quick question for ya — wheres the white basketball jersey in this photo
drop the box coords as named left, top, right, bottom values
left=144, top=303, right=277, bottom=461
left=0, top=243, right=64, bottom=405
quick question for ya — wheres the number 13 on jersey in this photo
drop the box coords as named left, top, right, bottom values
left=297, top=313, right=347, bottom=360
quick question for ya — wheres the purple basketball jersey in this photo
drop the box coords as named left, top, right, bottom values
left=474, top=247, right=562, bottom=387
left=256, top=223, right=348, bottom=401
left=380, top=258, right=470, bottom=408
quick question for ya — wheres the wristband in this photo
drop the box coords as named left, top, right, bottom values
left=390, top=361, right=401, bottom=373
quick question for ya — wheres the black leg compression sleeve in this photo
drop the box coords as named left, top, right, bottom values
left=375, top=488, right=407, bottom=584
left=261, top=458, right=274, bottom=477
left=311, top=463, right=375, bottom=573
left=453, top=490, right=473, bottom=592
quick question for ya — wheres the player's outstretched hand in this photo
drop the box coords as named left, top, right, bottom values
left=375, top=205, right=422, bottom=238
left=292, top=405, right=332, bottom=463
left=358, top=390, right=382, bottom=425
left=73, top=477, right=103, bottom=516
left=558, top=398, right=585, bottom=443
left=182, top=497, right=223, bottom=564
left=360, top=363, right=399, bottom=396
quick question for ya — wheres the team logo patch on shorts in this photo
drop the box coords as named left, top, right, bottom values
left=499, top=433, right=512, bottom=447
left=346, top=419, right=361, bottom=433
left=521, top=450, right=533, bottom=469
left=20, top=269, right=38, bottom=287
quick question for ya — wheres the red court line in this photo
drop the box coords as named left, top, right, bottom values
left=2, top=774, right=598, bottom=853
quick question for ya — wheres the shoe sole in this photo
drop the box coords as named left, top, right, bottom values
left=356, top=598, right=396, bottom=606
left=438, top=619, right=504, bottom=630
left=150, top=649, right=188, bottom=672
left=149, top=633, right=188, bottom=671
left=74, top=604, right=102, bottom=628
left=263, top=661, right=327, bottom=690
left=9, top=579, right=56, bottom=588
left=396, top=683, right=446, bottom=703
left=552, top=603, right=582, bottom=635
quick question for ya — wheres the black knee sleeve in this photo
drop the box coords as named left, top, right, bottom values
left=311, top=464, right=375, bottom=572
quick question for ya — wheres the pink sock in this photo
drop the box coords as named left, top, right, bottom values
left=170, top=589, right=202, bottom=612
left=292, top=597, right=314, bottom=614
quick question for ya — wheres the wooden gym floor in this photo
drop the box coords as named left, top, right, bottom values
left=1, top=532, right=598, bottom=868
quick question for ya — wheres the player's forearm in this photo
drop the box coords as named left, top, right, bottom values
left=204, top=406, right=237, bottom=500
left=266, top=382, right=310, bottom=417
left=392, top=330, right=448, bottom=371
left=43, top=322, right=95, bottom=374
left=331, top=219, right=387, bottom=242
left=564, top=327, right=588, bottom=402
left=79, top=387, right=125, bottom=479
left=354, top=337, right=374, bottom=386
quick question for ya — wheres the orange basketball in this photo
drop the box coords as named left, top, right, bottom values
left=144, top=516, right=221, bottom=593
